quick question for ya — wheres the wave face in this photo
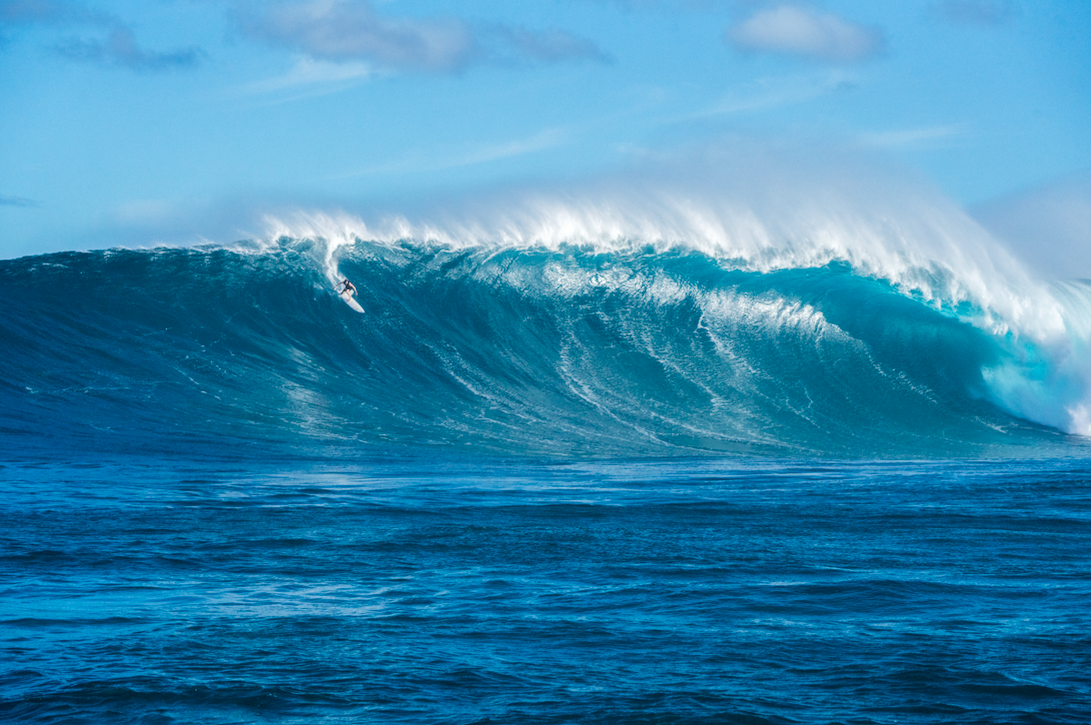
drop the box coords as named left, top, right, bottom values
left=1, top=238, right=1088, bottom=459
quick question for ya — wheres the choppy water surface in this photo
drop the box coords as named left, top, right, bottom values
left=3, top=456, right=1090, bottom=724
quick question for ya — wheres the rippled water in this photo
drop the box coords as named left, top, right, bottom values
left=3, top=455, right=1090, bottom=723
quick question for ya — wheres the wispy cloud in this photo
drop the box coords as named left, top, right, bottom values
left=928, top=0, right=1014, bottom=26
left=726, top=4, right=885, bottom=63
left=450, top=129, right=568, bottom=168
left=242, top=55, right=373, bottom=97
left=694, top=70, right=855, bottom=119
left=0, top=194, right=39, bottom=208
left=1, top=0, right=204, bottom=71
left=488, top=25, right=610, bottom=65
left=232, top=0, right=606, bottom=74
left=857, top=123, right=970, bottom=149
left=330, top=128, right=566, bottom=179
left=56, top=27, right=203, bottom=71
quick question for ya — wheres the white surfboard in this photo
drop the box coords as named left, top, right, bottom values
left=340, top=289, right=364, bottom=313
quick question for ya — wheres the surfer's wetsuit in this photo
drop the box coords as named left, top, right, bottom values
left=338, top=280, right=357, bottom=296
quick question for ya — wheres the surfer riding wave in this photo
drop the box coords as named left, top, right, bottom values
left=336, top=279, right=357, bottom=297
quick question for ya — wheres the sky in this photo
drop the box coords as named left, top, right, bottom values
left=1, top=0, right=1089, bottom=269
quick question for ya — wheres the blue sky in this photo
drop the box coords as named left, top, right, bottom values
left=1, top=0, right=1089, bottom=261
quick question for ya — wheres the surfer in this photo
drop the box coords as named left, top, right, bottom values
left=336, top=279, right=357, bottom=297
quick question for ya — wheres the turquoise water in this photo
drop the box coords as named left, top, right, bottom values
left=2, top=242, right=1086, bottom=458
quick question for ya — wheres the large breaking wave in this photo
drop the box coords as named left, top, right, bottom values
left=5, top=150, right=1091, bottom=458
left=2, top=213, right=1088, bottom=458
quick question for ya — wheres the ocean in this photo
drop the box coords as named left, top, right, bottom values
left=2, top=237, right=1090, bottom=723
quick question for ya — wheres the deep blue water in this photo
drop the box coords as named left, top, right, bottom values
left=2, top=241, right=1091, bottom=722
left=3, top=456, right=1091, bottom=723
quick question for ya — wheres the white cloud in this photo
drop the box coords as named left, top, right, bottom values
left=234, top=0, right=478, bottom=72
left=233, top=0, right=606, bottom=74
left=726, top=5, right=884, bottom=63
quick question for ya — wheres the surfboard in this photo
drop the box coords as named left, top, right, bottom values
left=340, top=289, right=364, bottom=313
